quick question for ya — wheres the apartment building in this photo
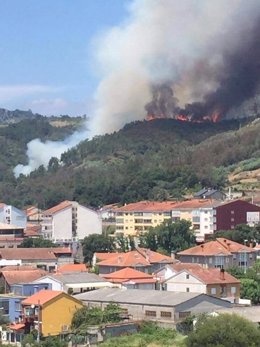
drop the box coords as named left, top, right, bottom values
left=177, top=238, right=257, bottom=270
left=41, top=200, right=102, bottom=243
left=114, top=201, right=176, bottom=235
left=0, top=204, right=27, bottom=229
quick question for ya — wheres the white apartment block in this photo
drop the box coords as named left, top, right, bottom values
left=0, top=204, right=27, bottom=228
left=41, top=200, right=102, bottom=243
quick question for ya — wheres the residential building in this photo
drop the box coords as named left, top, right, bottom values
left=33, top=272, right=116, bottom=294
left=0, top=204, right=27, bottom=229
left=75, top=288, right=232, bottom=324
left=41, top=200, right=102, bottom=243
left=21, top=290, right=83, bottom=337
left=24, top=206, right=43, bottom=224
left=0, top=268, right=47, bottom=293
left=177, top=238, right=257, bottom=270
left=215, top=199, right=260, bottom=230
left=194, top=188, right=226, bottom=200
left=96, top=248, right=175, bottom=275
left=102, top=267, right=157, bottom=290
left=0, top=222, right=24, bottom=248
left=114, top=201, right=176, bottom=235
left=164, top=267, right=240, bottom=302
left=172, top=199, right=260, bottom=242
left=0, top=247, right=73, bottom=272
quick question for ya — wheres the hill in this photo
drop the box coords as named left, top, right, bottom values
left=0, top=110, right=84, bottom=187
left=1, top=116, right=259, bottom=209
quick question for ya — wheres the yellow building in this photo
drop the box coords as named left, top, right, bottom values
left=22, top=290, right=83, bottom=337
left=114, top=201, right=176, bottom=236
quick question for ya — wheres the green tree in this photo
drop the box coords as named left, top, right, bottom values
left=82, top=234, right=115, bottom=265
left=72, top=304, right=122, bottom=331
left=140, top=220, right=196, bottom=254
left=19, top=237, right=57, bottom=248
left=240, top=278, right=260, bottom=304
left=186, top=313, right=260, bottom=347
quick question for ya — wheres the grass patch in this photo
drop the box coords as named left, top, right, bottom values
left=100, top=322, right=186, bottom=347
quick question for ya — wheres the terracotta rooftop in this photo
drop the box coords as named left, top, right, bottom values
left=172, top=199, right=221, bottom=209
left=97, top=250, right=151, bottom=268
left=96, top=248, right=174, bottom=268
left=137, top=248, right=174, bottom=264
left=95, top=252, right=125, bottom=262
left=170, top=267, right=240, bottom=285
left=57, top=263, right=88, bottom=273
left=102, top=267, right=156, bottom=284
left=0, top=248, right=71, bottom=260
left=1, top=265, right=38, bottom=271
left=178, top=238, right=256, bottom=256
left=43, top=200, right=72, bottom=215
left=22, top=290, right=63, bottom=306
left=115, top=200, right=177, bottom=212
left=1, top=269, right=47, bottom=285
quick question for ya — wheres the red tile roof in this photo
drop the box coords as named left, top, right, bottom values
left=102, top=267, right=156, bottom=284
left=1, top=269, right=47, bottom=285
left=115, top=200, right=177, bottom=212
left=57, top=264, right=88, bottom=273
left=172, top=199, right=220, bottom=209
left=22, top=290, right=63, bottom=306
left=174, top=267, right=240, bottom=285
left=178, top=238, right=255, bottom=256
left=96, top=248, right=174, bottom=268
left=0, top=248, right=58, bottom=260
left=95, top=252, right=124, bottom=262
left=43, top=200, right=72, bottom=215
left=97, top=250, right=151, bottom=268
left=137, top=248, right=174, bottom=264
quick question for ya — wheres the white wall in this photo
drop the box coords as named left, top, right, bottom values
left=33, top=277, right=63, bottom=291
left=77, top=204, right=102, bottom=240
left=53, top=207, right=72, bottom=241
left=198, top=208, right=214, bottom=242
left=165, top=271, right=207, bottom=294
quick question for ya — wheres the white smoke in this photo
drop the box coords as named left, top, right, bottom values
left=14, top=0, right=260, bottom=176
left=13, top=126, right=89, bottom=177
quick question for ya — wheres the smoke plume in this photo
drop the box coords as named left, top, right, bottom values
left=14, top=0, right=260, bottom=176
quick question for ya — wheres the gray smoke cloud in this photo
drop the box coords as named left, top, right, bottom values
left=14, top=0, right=260, bottom=176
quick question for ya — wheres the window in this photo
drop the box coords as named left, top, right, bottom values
left=231, top=286, right=237, bottom=294
left=134, top=212, right=143, bottom=216
left=211, top=287, right=217, bottom=295
left=145, top=310, right=156, bottom=317
left=161, top=311, right=172, bottom=318
left=179, top=311, right=191, bottom=319
left=209, top=257, right=212, bottom=264
left=186, top=274, right=190, bottom=279
left=186, top=288, right=190, bottom=292
left=231, top=210, right=234, bottom=214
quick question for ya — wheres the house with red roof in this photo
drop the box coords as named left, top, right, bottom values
left=102, top=267, right=157, bottom=289
left=96, top=248, right=175, bottom=274
left=164, top=266, right=240, bottom=301
left=177, top=238, right=257, bottom=270
left=41, top=200, right=102, bottom=243
left=21, top=290, right=83, bottom=337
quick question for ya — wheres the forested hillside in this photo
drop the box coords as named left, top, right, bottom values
left=1, top=116, right=259, bottom=209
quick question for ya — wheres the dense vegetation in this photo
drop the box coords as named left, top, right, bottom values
left=100, top=322, right=185, bottom=347
left=0, top=114, right=259, bottom=209
left=186, top=313, right=260, bottom=347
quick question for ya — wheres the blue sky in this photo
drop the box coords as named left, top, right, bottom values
left=0, top=0, right=129, bottom=116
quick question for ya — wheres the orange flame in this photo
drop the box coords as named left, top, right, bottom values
left=146, top=110, right=222, bottom=123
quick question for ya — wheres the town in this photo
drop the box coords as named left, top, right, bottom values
left=0, top=190, right=259, bottom=346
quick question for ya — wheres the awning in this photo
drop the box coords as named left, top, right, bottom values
left=9, top=323, right=25, bottom=331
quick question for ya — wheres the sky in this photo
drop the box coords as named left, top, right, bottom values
left=0, top=0, right=129, bottom=116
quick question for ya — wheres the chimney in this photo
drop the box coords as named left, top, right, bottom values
left=220, top=268, right=225, bottom=280
left=201, top=244, right=204, bottom=251
left=171, top=251, right=175, bottom=260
